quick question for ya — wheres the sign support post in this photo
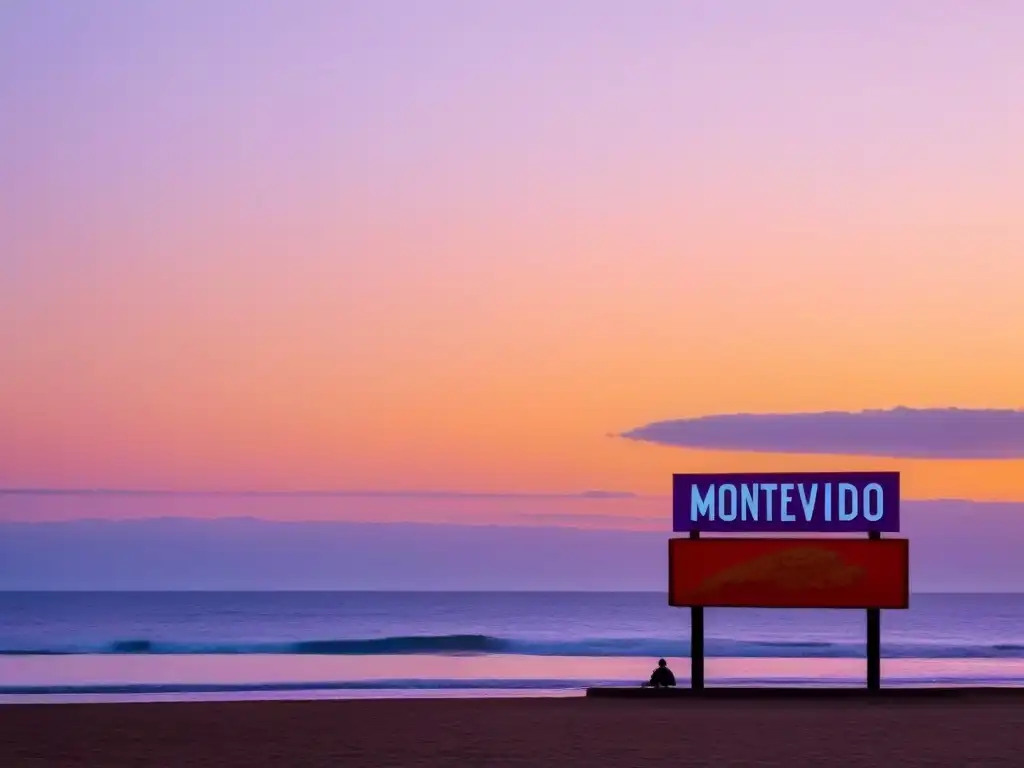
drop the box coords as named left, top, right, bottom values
left=867, top=530, right=882, bottom=691
left=689, top=530, right=705, bottom=691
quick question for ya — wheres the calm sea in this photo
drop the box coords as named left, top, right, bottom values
left=3, top=591, right=1024, bottom=702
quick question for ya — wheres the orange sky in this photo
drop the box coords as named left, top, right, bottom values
left=3, top=2, right=1024, bottom=506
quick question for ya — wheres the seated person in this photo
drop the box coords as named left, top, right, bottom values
left=644, top=658, right=677, bottom=688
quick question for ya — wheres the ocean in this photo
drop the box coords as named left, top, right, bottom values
left=4, top=591, right=1024, bottom=703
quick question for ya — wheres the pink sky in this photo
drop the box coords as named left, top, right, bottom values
left=3, top=1, right=1024, bottom=521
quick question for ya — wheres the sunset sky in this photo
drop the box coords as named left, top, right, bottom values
left=3, top=1, right=1024, bottom=527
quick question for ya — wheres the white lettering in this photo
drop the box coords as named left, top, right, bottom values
left=761, top=483, right=777, bottom=521
left=780, top=483, right=795, bottom=522
left=741, top=484, right=759, bottom=521
left=798, top=484, right=818, bottom=522
left=691, top=486, right=715, bottom=522
left=838, top=482, right=858, bottom=521
left=863, top=482, right=884, bottom=522
left=718, top=483, right=738, bottom=522
left=688, top=478, right=886, bottom=528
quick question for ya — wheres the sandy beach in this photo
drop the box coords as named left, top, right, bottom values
left=2, top=695, right=1023, bottom=766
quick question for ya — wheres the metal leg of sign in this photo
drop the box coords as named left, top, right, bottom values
left=867, top=531, right=882, bottom=691
left=689, top=530, right=705, bottom=691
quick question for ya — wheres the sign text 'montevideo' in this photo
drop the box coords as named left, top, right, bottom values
left=672, top=471, right=900, bottom=533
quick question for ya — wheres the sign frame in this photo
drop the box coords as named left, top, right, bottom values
left=667, top=536, right=910, bottom=610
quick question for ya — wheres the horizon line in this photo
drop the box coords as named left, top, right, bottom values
left=1, top=489, right=1021, bottom=505
left=0, top=587, right=1018, bottom=595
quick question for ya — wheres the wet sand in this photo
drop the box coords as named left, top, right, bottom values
left=2, top=695, right=1022, bottom=766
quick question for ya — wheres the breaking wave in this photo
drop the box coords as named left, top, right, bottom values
left=3, top=634, right=1024, bottom=659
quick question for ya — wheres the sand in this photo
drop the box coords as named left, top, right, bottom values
left=2, top=695, right=1023, bottom=766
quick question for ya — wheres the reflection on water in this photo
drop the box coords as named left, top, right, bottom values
left=5, top=653, right=1024, bottom=704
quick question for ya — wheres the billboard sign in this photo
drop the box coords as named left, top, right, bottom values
left=673, top=471, right=900, bottom=533
left=668, top=537, right=910, bottom=609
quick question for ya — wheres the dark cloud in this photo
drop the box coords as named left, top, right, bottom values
left=620, top=407, right=1024, bottom=459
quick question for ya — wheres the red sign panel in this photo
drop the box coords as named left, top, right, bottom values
left=668, top=537, right=909, bottom=609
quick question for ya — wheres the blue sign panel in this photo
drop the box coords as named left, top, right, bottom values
left=672, top=471, right=900, bottom=533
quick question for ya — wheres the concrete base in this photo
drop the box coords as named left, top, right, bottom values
left=586, top=686, right=1024, bottom=701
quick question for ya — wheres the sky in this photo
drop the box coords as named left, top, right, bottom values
left=2, top=508, right=1021, bottom=591
left=3, top=1, right=1024, bottom=537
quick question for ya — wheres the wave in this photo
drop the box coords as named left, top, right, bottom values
left=6, top=633, right=1024, bottom=659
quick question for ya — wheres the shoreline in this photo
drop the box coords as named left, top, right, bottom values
left=3, top=696, right=1024, bottom=766
left=7, top=653, right=1024, bottom=698
left=0, top=688, right=585, bottom=705
left=8, top=678, right=1024, bottom=707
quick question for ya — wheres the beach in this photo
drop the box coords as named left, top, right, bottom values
left=5, top=591, right=1024, bottom=765
left=3, top=695, right=1023, bottom=766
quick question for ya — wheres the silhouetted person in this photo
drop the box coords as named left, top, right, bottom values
left=644, top=658, right=676, bottom=688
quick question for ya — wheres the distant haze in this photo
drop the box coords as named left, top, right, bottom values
left=2, top=498, right=1023, bottom=591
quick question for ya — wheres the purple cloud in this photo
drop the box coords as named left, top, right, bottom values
left=0, top=489, right=638, bottom=499
left=621, top=407, right=1024, bottom=459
